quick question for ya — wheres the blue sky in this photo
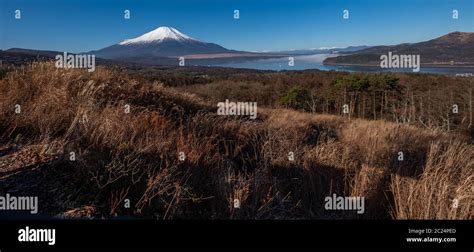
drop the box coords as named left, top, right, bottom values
left=0, top=0, right=472, bottom=53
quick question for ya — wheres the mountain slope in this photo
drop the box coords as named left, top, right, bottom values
left=90, top=26, right=236, bottom=59
left=323, top=32, right=474, bottom=66
left=1, top=62, right=472, bottom=219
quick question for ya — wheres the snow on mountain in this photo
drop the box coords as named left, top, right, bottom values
left=311, top=47, right=338, bottom=50
left=90, top=26, right=235, bottom=60
left=119, top=27, right=195, bottom=45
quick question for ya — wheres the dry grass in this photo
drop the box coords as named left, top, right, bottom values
left=391, top=141, right=473, bottom=219
left=0, top=62, right=472, bottom=219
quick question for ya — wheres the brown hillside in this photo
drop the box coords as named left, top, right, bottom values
left=0, top=62, right=472, bottom=219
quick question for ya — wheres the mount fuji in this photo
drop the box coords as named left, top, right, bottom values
left=2, top=26, right=282, bottom=66
left=90, top=27, right=239, bottom=61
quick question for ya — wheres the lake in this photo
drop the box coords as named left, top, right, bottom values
left=213, top=54, right=474, bottom=75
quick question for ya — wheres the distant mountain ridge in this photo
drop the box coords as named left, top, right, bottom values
left=0, top=48, right=122, bottom=66
left=272, top=45, right=370, bottom=55
left=3, top=30, right=472, bottom=68
left=324, top=32, right=474, bottom=66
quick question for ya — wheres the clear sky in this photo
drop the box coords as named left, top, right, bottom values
left=0, top=0, right=472, bottom=53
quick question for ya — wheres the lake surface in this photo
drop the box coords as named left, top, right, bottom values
left=213, top=54, right=474, bottom=75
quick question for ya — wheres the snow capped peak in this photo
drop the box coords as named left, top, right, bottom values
left=310, top=47, right=338, bottom=50
left=119, top=26, right=195, bottom=45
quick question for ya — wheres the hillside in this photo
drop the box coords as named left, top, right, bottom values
left=0, top=62, right=472, bottom=219
left=324, top=32, right=474, bottom=66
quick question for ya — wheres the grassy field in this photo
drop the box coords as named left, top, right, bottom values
left=0, top=62, right=472, bottom=219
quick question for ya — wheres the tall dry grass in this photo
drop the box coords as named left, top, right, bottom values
left=391, top=140, right=473, bottom=219
left=0, top=62, right=472, bottom=219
